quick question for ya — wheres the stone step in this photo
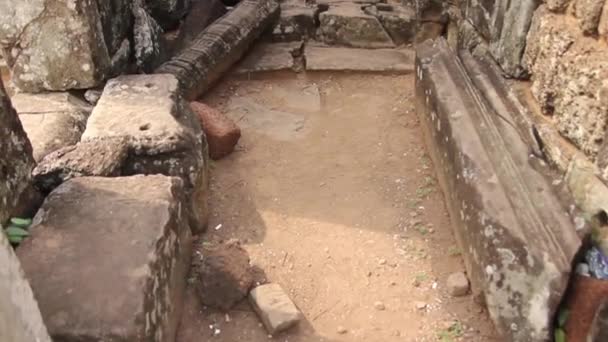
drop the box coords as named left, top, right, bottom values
left=415, top=38, right=581, bottom=341
left=17, top=175, right=193, bottom=342
left=235, top=43, right=414, bottom=74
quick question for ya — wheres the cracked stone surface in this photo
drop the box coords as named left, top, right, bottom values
left=17, top=175, right=193, bottom=342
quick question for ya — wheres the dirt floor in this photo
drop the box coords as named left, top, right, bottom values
left=177, top=72, right=499, bottom=342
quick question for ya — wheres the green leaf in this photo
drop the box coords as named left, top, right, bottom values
left=557, top=309, right=569, bottom=327
left=555, top=328, right=567, bottom=342
left=7, top=235, right=24, bottom=244
left=6, top=226, right=29, bottom=237
left=10, top=217, right=32, bottom=228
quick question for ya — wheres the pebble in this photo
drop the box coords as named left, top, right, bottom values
left=415, top=301, right=427, bottom=310
left=379, top=258, right=387, bottom=265
left=337, top=326, right=348, bottom=334
left=374, top=301, right=386, bottom=311
left=447, top=272, right=470, bottom=297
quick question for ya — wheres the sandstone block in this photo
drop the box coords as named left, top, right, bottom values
left=190, top=102, right=241, bottom=160
left=317, top=3, right=395, bottom=48
left=0, top=0, right=131, bottom=91
left=249, top=284, right=303, bottom=334
left=364, top=4, right=417, bottom=46
left=12, top=92, right=92, bottom=162
left=0, top=80, right=36, bottom=224
left=574, top=0, right=605, bottom=34
left=32, top=138, right=129, bottom=193
left=271, top=4, right=316, bottom=42
left=17, top=175, right=193, bottom=342
left=134, top=0, right=168, bottom=73
left=82, top=74, right=209, bottom=232
left=446, top=272, right=470, bottom=297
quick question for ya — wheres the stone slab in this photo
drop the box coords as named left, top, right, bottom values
left=0, top=201, right=51, bottom=342
left=249, top=284, right=303, bottom=334
left=17, top=175, right=193, bottom=342
left=0, top=80, right=36, bottom=225
left=317, top=3, right=395, bottom=48
left=82, top=74, right=209, bottom=232
left=32, top=137, right=130, bottom=193
left=415, top=38, right=580, bottom=341
left=305, top=45, right=414, bottom=73
left=12, top=92, right=92, bottom=162
left=271, top=4, right=316, bottom=42
left=234, top=42, right=303, bottom=74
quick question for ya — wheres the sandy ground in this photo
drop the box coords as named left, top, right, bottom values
left=177, top=72, right=499, bottom=342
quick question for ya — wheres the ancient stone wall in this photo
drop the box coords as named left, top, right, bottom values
left=456, top=0, right=608, bottom=180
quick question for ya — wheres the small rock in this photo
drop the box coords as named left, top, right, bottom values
left=193, top=239, right=253, bottom=311
left=84, top=89, right=102, bottom=105
left=374, top=301, right=386, bottom=311
left=415, top=301, right=427, bottom=310
left=249, top=283, right=303, bottom=334
left=337, top=326, right=348, bottom=334
left=379, top=258, right=387, bottom=265
left=447, top=272, right=470, bottom=297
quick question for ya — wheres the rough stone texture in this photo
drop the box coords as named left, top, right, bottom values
left=545, top=0, right=571, bottom=12
left=317, top=3, right=396, bottom=48
left=553, top=46, right=608, bottom=158
left=305, top=45, right=414, bottom=73
left=271, top=3, right=316, bottom=42
left=156, top=0, right=280, bottom=99
left=147, top=0, right=190, bottom=29
left=190, top=102, right=241, bottom=160
left=590, top=300, right=608, bottom=341
left=235, top=42, right=303, bottom=74
left=564, top=275, right=608, bottom=342
left=415, top=39, right=581, bottom=341
left=249, top=284, right=303, bottom=334
left=0, top=0, right=131, bottom=92
left=0, top=80, right=36, bottom=225
left=0, top=230, right=52, bottom=342
left=175, top=0, right=227, bottom=51
left=364, top=4, right=417, bottom=46
left=574, top=0, right=605, bottom=34
left=446, top=272, right=470, bottom=297
left=464, top=0, right=540, bottom=78
left=12, top=92, right=92, bottom=163
left=523, top=6, right=575, bottom=113
left=32, top=138, right=129, bottom=193
left=17, top=175, right=193, bottom=342
left=81, top=74, right=209, bottom=233
left=134, top=0, right=168, bottom=73
left=84, top=89, right=102, bottom=105
left=193, top=239, right=253, bottom=310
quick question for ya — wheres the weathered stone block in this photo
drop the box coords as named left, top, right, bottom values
left=317, top=3, right=395, bottom=48
left=271, top=4, right=316, bottom=42
left=364, top=4, right=417, bottom=46
left=305, top=45, right=414, bottom=73
left=249, top=284, right=303, bottom=334
left=17, top=175, right=193, bottom=342
left=574, top=0, right=605, bottom=34
left=32, top=138, right=129, bottom=193
left=0, top=80, right=35, bottom=225
left=523, top=6, right=575, bottom=114
left=415, top=39, right=580, bottom=341
left=156, top=0, right=280, bottom=99
left=134, top=0, right=168, bottom=73
left=82, top=74, right=209, bottom=232
left=0, top=230, right=51, bottom=342
left=190, top=102, right=241, bottom=160
left=12, top=92, right=92, bottom=163
left=554, top=47, right=608, bottom=157
left=0, top=0, right=131, bottom=92
left=465, top=0, right=540, bottom=78
left=545, top=0, right=571, bottom=12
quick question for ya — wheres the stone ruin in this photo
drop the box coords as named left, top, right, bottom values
left=0, top=0, right=608, bottom=340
